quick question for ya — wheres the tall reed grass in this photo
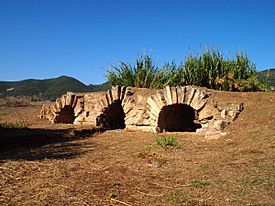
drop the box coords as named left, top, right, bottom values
left=107, top=50, right=268, bottom=91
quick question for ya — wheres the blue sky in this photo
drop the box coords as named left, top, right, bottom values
left=0, top=0, right=274, bottom=84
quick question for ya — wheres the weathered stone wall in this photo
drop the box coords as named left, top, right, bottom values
left=39, top=85, right=244, bottom=139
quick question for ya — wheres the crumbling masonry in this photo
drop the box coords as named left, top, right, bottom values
left=40, top=85, right=243, bottom=139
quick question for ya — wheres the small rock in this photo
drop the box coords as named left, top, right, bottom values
left=221, top=109, right=228, bottom=119
left=212, top=120, right=230, bottom=131
left=149, top=162, right=161, bottom=168
left=196, top=128, right=208, bottom=135
left=205, top=130, right=222, bottom=140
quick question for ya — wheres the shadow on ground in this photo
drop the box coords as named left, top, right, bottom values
left=0, top=127, right=105, bottom=161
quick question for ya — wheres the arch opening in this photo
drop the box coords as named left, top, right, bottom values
left=96, top=100, right=126, bottom=130
left=55, top=105, right=75, bottom=124
left=157, top=104, right=201, bottom=132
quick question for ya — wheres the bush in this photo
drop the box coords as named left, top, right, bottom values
left=0, top=96, right=31, bottom=107
left=154, top=135, right=180, bottom=148
left=0, top=122, right=28, bottom=129
left=181, top=50, right=262, bottom=91
left=236, top=76, right=269, bottom=91
left=106, top=50, right=268, bottom=91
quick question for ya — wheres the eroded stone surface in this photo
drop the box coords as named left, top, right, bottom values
left=39, top=85, right=244, bottom=139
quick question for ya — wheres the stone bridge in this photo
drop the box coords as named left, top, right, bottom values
left=40, top=85, right=243, bottom=139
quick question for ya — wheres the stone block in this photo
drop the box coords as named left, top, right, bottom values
left=210, top=120, right=230, bottom=131
left=205, top=131, right=222, bottom=140
left=65, top=93, right=75, bottom=106
left=120, top=86, right=126, bottom=100
left=152, top=95, right=165, bottom=110
left=221, top=109, right=228, bottom=119
left=196, top=128, right=208, bottom=135
left=156, top=90, right=167, bottom=106
left=171, top=87, right=178, bottom=104
left=60, top=95, right=66, bottom=108
left=147, top=97, right=161, bottom=115
left=198, top=106, right=214, bottom=121
left=165, top=86, right=173, bottom=105
left=112, top=85, right=121, bottom=101
left=186, top=87, right=196, bottom=105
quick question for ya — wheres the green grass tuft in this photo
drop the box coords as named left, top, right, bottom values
left=190, top=180, right=211, bottom=189
left=0, top=121, right=28, bottom=129
left=154, top=135, right=180, bottom=149
left=0, top=111, right=7, bottom=116
left=165, top=190, right=213, bottom=206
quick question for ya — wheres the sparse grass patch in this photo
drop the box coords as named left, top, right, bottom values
left=0, top=121, right=28, bottom=129
left=107, top=191, right=118, bottom=198
left=111, top=180, right=121, bottom=188
left=248, top=203, right=275, bottom=206
left=154, top=135, right=181, bottom=149
left=165, top=190, right=213, bottom=206
left=136, top=146, right=168, bottom=167
left=108, top=180, right=122, bottom=199
left=0, top=111, right=7, bottom=116
left=136, top=145, right=153, bottom=158
left=215, top=179, right=228, bottom=185
left=234, top=187, right=246, bottom=196
left=190, top=180, right=211, bottom=189
left=198, top=163, right=211, bottom=173
left=165, top=190, right=191, bottom=205
left=248, top=176, right=265, bottom=186
left=238, top=175, right=274, bottom=188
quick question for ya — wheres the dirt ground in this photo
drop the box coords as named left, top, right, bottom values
left=0, top=91, right=274, bottom=206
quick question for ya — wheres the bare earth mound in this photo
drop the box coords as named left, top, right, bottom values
left=0, top=91, right=274, bottom=205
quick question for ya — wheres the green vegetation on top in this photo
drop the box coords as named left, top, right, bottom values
left=107, top=50, right=270, bottom=91
left=0, top=76, right=110, bottom=100
left=1, top=56, right=273, bottom=102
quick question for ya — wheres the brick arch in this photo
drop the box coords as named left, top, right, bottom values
left=51, top=92, right=84, bottom=123
left=95, top=86, right=136, bottom=129
left=146, top=86, right=210, bottom=131
left=157, top=104, right=202, bottom=132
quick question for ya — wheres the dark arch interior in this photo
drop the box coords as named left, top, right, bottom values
left=157, top=104, right=201, bottom=132
left=55, top=105, right=75, bottom=124
left=96, top=100, right=126, bottom=130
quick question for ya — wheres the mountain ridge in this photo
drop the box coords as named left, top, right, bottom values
left=0, top=69, right=274, bottom=100
left=257, top=68, right=275, bottom=89
left=0, top=75, right=110, bottom=100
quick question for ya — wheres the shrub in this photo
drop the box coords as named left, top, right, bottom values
left=0, top=96, right=31, bottom=107
left=236, top=76, right=269, bottom=91
left=0, top=121, right=28, bottom=129
left=154, top=135, right=180, bottom=148
left=180, top=50, right=262, bottom=91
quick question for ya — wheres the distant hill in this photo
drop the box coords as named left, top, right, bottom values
left=0, top=76, right=110, bottom=100
left=1, top=70, right=274, bottom=100
left=257, top=69, right=275, bottom=90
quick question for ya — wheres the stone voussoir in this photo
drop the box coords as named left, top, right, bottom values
left=40, top=85, right=243, bottom=138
